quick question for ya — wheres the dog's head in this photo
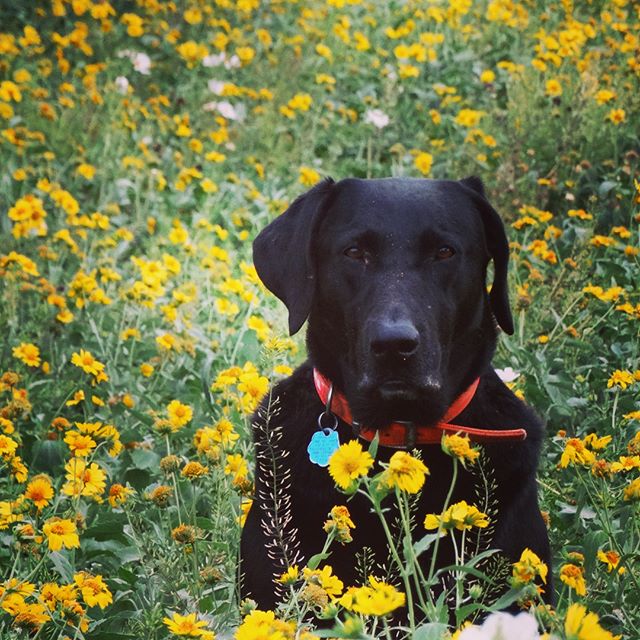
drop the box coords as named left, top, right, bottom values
left=253, top=177, right=513, bottom=428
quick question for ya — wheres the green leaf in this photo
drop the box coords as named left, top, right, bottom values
left=50, top=551, right=74, bottom=582
left=129, top=447, right=161, bottom=471
left=30, top=439, right=65, bottom=473
left=413, top=623, right=449, bottom=640
left=306, top=550, right=332, bottom=571
left=455, top=588, right=522, bottom=622
left=367, top=431, right=380, bottom=460
left=413, top=532, right=441, bottom=557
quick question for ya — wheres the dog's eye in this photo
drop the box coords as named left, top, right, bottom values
left=436, top=246, right=455, bottom=260
left=344, top=246, right=369, bottom=263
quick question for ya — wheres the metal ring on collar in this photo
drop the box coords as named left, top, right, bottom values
left=317, top=411, right=338, bottom=431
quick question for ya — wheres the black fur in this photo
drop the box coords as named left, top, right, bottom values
left=241, top=177, right=550, bottom=609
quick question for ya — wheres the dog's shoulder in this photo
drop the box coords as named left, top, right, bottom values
left=464, top=366, right=545, bottom=482
left=478, top=368, right=544, bottom=439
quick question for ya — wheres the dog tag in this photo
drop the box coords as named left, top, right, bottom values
left=308, top=428, right=340, bottom=467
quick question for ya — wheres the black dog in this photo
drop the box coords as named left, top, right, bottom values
left=241, top=177, right=550, bottom=610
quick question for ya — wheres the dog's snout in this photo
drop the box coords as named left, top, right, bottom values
left=370, top=320, right=420, bottom=358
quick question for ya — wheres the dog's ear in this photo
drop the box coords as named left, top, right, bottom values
left=460, top=176, right=514, bottom=335
left=253, top=178, right=335, bottom=335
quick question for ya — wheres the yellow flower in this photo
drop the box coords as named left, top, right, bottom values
left=43, top=517, right=80, bottom=551
left=595, top=89, right=616, bottom=104
left=328, top=440, right=374, bottom=490
left=71, top=349, right=106, bottom=377
left=597, top=549, right=622, bottom=573
left=559, top=563, right=587, bottom=596
left=64, top=430, right=97, bottom=457
left=339, top=576, right=405, bottom=617
left=511, top=548, right=548, bottom=586
left=181, top=461, right=209, bottom=480
left=5, top=600, right=51, bottom=631
left=0, top=434, right=18, bottom=460
left=236, top=610, right=296, bottom=640
left=108, top=483, right=134, bottom=508
left=607, top=370, right=634, bottom=390
left=287, top=92, right=313, bottom=111
left=237, top=371, right=269, bottom=413
left=140, top=363, right=155, bottom=377
left=163, top=612, right=211, bottom=637
left=62, top=458, right=106, bottom=501
left=316, top=43, right=333, bottom=61
left=224, top=453, right=248, bottom=486
left=157, top=333, right=178, bottom=350
left=302, top=565, right=343, bottom=598
left=247, top=315, right=270, bottom=341
left=299, top=166, right=321, bottom=186
left=323, top=505, right=355, bottom=544
left=0, top=417, right=14, bottom=435
left=414, top=151, right=433, bottom=176
left=169, top=223, right=189, bottom=244
left=545, top=79, right=562, bottom=97
left=167, top=400, right=193, bottom=430
left=560, top=438, right=596, bottom=468
left=607, top=108, right=625, bottom=125
left=623, top=478, right=640, bottom=501
left=564, top=603, right=621, bottom=640
left=480, top=69, right=495, bottom=83
left=424, top=500, right=489, bottom=533
left=381, top=451, right=429, bottom=493
left=238, top=498, right=252, bottom=528
left=74, top=572, right=113, bottom=608
left=120, top=327, right=141, bottom=341
left=183, top=7, right=202, bottom=24
left=610, top=455, right=640, bottom=473
left=12, top=343, right=41, bottom=367
left=66, top=390, right=85, bottom=406
left=121, top=12, right=144, bottom=37
left=442, top=433, right=480, bottom=467
left=24, top=475, right=54, bottom=510
left=76, top=163, right=95, bottom=179
left=454, top=108, right=484, bottom=127
left=277, top=565, right=300, bottom=585
left=176, top=41, right=209, bottom=68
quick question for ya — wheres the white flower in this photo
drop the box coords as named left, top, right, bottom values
left=203, top=53, right=225, bottom=68
left=224, top=54, right=241, bottom=69
left=117, top=50, right=152, bottom=75
left=207, top=79, right=226, bottom=95
left=458, top=612, right=541, bottom=640
left=115, top=76, right=130, bottom=95
left=202, top=101, right=245, bottom=121
left=202, top=52, right=239, bottom=69
left=132, top=52, right=151, bottom=74
left=364, top=108, right=390, bottom=129
left=495, top=367, right=520, bottom=383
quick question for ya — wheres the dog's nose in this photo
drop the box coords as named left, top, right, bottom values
left=370, top=320, right=420, bottom=358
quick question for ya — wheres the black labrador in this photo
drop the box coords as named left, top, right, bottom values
left=240, top=177, right=550, bottom=610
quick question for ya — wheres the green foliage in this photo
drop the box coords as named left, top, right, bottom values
left=0, top=0, right=638, bottom=638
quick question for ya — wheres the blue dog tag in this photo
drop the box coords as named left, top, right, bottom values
left=308, top=428, right=340, bottom=467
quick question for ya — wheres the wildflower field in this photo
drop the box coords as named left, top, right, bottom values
left=1, top=0, right=639, bottom=637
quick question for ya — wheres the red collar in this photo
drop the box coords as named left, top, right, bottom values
left=313, top=368, right=527, bottom=449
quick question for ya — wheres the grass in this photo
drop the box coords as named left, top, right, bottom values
left=0, top=0, right=639, bottom=638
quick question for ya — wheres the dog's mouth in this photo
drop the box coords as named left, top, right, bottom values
left=350, top=376, right=448, bottom=428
